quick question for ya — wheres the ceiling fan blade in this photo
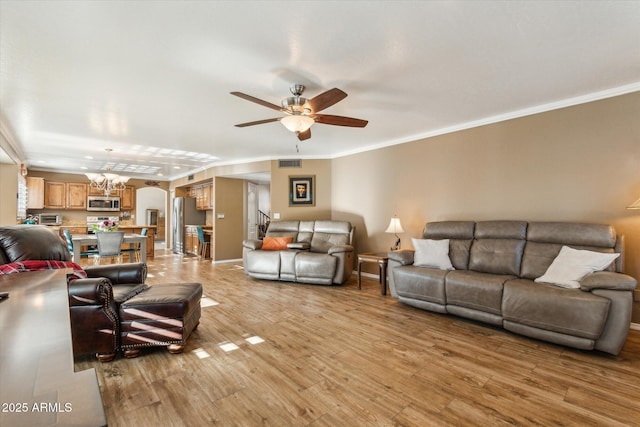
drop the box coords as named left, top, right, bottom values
left=234, top=117, right=281, bottom=127
left=297, top=128, right=311, bottom=141
left=230, top=92, right=282, bottom=111
left=307, top=88, right=347, bottom=113
left=313, top=114, right=368, bottom=128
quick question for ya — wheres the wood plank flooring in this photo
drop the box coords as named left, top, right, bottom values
left=75, top=250, right=640, bottom=426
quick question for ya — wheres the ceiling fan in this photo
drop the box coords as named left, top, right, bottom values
left=230, top=84, right=368, bottom=141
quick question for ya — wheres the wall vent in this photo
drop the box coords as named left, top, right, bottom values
left=278, top=159, right=302, bottom=168
left=187, top=174, right=195, bottom=181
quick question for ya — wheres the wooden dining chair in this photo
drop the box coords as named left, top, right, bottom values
left=94, top=231, right=125, bottom=265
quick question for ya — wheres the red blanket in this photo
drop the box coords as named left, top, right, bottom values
left=0, top=260, right=87, bottom=279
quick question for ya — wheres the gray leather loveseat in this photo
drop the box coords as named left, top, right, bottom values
left=243, top=220, right=354, bottom=285
left=388, top=220, right=637, bottom=355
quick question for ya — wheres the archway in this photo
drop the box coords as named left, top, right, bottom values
left=136, top=187, right=168, bottom=243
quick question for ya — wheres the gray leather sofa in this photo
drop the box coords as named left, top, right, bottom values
left=388, top=220, right=637, bottom=355
left=243, top=220, right=354, bottom=285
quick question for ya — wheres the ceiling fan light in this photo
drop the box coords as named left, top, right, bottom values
left=281, top=115, right=315, bottom=133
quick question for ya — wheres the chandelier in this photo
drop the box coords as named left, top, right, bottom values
left=85, top=149, right=130, bottom=196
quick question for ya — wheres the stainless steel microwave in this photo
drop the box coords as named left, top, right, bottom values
left=38, top=213, right=62, bottom=225
left=87, top=196, right=121, bottom=212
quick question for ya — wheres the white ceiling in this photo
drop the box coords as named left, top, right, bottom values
left=1, top=1, right=639, bottom=181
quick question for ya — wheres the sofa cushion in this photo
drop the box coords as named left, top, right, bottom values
left=412, top=238, right=454, bottom=270
left=522, top=222, right=618, bottom=279
left=262, top=236, right=293, bottom=251
left=445, top=270, right=513, bottom=315
left=265, top=220, right=300, bottom=241
left=534, top=246, right=619, bottom=289
left=245, top=250, right=281, bottom=280
left=310, top=232, right=349, bottom=253
left=294, top=252, right=337, bottom=285
left=0, top=225, right=71, bottom=263
left=469, top=239, right=525, bottom=276
left=393, top=266, right=447, bottom=305
left=424, top=221, right=474, bottom=269
left=502, top=279, right=611, bottom=339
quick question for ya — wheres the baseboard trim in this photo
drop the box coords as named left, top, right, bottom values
left=213, top=258, right=243, bottom=265
left=351, top=270, right=380, bottom=280
left=630, top=323, right=640, bottom=331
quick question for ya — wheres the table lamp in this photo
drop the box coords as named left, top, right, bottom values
left=385, top=216, right=404, bottom=251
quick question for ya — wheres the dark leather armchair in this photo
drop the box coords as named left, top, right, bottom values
left=0, top=225, right=147, bottom=362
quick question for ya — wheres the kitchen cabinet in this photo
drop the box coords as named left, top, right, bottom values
left=26, top=177, right=45, bottom=209
left=194, top=183, right=213, bottom=210
left=45, top=181, right=88, bottom=210
left=88, top=185, right=104, bottom=196
left=118, top=185, right=136, bottom=211
left=185, top=225, right=211, bottom=258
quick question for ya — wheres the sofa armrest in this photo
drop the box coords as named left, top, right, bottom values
left=84, top=262, right=147, bottom=285
left=388, top=250, right=415, bottom=266
left=243, top=239, right=263, bottom=250
left=288, top=242, right=310, bottom=250
left=580, top=271, right=637, bottom=292
left=68, top=277, right=112, bottom=307
left=328, top=244, right=354, bottom=255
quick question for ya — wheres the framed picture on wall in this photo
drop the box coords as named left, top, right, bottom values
left=289, top=175, right=315, bottom=206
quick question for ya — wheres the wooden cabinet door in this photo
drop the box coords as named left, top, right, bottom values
left=119, top=185, right=135, bottom=210
left=26, top=177, right=45, bottom=209
left=88, top=185, right=104, bottom=196
left=195, top=185, right=204, bottom=210
left=207, top=183, right=214, bottom=209
left=45, top=181, right=66, bottom=209
left=66, top=182, right=88, bottom=210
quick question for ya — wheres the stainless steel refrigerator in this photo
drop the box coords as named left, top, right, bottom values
left=172, top=197, right=206, bottom=254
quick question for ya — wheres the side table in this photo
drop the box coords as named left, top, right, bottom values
left=357, top=252, right=389, bottom=295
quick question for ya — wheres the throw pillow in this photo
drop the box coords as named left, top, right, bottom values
left=262, top=236, right=294, bottom=251
left=534, top=246, right=619, bottom=289
left=412, top=238, right=455, bottom=270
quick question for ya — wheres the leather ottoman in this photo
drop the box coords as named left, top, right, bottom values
left=119, top=282, right=202, bottom=358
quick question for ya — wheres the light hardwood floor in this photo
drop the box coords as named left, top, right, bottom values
left=75, top=250, right=640, bottom=426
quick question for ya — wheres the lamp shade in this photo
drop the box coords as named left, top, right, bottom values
left=281, top=115, right=315, bottom=133
left=627, top=197, right=640, bottom=209
left=385, top=217, right=404, bottom=234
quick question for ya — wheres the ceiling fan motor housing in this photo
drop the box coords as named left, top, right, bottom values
left=281, top=96, right=309, bottom=114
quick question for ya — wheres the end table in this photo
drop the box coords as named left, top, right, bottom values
left=357, top=252, right=389, bottom=295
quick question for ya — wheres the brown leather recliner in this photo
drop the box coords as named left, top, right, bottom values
left=0, top=225, right=148, bottom=362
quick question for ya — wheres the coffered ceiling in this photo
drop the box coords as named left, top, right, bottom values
left=1, top=1, right=639, bottom=180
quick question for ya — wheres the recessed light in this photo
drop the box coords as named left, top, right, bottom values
left=85, top=156, right=93, bottom=160
left=173, top=166, right=181, bottom=169
left=80, top=166, right=88, bottom=170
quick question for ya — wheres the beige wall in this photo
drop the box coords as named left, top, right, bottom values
left=0, top=163, right=18, bottom=226
left=213, top=177, right=244, bottom=260
left=332, top=92, right=640, bottom=321
left=270, top=159, right=332, bottom=220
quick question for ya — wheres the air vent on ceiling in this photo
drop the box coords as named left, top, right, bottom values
left=278, top=159, right=302, bottom=168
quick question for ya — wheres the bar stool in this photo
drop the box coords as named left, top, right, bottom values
left=196, top=226, right=209, bottom=259
left=120, top=228, right=148, bottom=262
